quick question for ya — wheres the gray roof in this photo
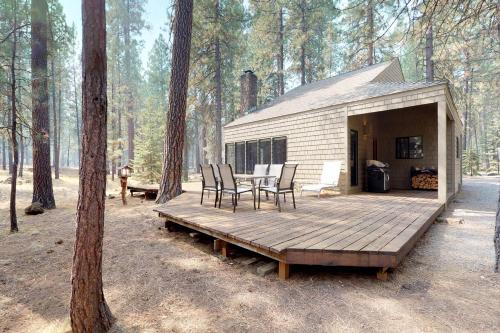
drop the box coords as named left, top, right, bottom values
left=225, top=59, right=446, bottom=128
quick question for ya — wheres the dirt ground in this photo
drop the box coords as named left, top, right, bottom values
left=0, top=169, right=499, bottom=333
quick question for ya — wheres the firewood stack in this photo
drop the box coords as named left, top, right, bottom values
left=411, top=173, right=438, bottom=190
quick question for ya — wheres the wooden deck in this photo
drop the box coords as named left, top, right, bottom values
left=154, top=190, right=443, bottom=279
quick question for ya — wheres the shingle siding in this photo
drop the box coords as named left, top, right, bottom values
left=224, top=106, right=348, bottom=191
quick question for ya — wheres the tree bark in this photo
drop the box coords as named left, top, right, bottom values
left=31, top=0, right=55, bottom=209
left=300, top=0, right=306, bottom=85
left=18, top=55, right=24, bottom=178
left=124, top=0, right=134, bottom=164
left=425, top=25, right=434, bottom=82
left=7, top=109, right=12, bottom=174
left=156, top=0, right=194, bottom=204
left=10, top=3, right=19, bottom=233
left=2, top=136, right=6, bottom=170
left=73, top=60, right=81, bottom=166
left=57, top=65, right=62, bottom=172
left=214, top=0, right=222, bottom=164
left=51, top=59, right=59, bottom=179
left=367, top=0, right=374, bottom=65
left=277, top=6, right=285, bottom=95
left=70, top=0, right=114, bottom=331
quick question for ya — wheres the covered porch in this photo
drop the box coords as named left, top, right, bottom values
left=347, top=92, right=462, bottom=204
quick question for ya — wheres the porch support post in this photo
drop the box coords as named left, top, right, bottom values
left=438, top=101, right=447, bottom=204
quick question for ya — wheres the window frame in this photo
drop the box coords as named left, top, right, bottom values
left=396, top=136, right=423, bottom=159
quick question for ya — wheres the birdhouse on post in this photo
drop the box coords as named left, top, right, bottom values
left=118, top=165, right=133, bottom=205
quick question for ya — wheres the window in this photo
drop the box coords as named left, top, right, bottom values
left=235, top=142, right=245, bottom=174
left=245, top=141, right=258, bottom=174
left=456, top=137, right=460, bottom=158
left=225, top=136, right=287, bottom=174
left=225, top=143, right=235, bottom=167
left=258, top=139, right=271, bottom=164
left=272, top=137, right=287, bottom=164
left=396, top=136, right=423, bottom=159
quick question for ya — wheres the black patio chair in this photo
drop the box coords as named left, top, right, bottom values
left=200, top=164, right=219, bottom=207
left=217, top=164, right=254, bottom=212
left=258, top=163, right=298, bottom=212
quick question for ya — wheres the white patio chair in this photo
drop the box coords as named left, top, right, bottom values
left=301, top=160, right=342, bottom=198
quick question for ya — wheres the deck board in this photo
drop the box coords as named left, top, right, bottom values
left=154, top=189, right=443, bottom=268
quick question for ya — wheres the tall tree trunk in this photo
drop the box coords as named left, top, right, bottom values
left=117, top=57, right=123, bottom=167
left=463, top=51, right=471, bottom=151
left=277, top=6, right=285, bottom=95
left=367, top=0, right=374, bottom=65
left=19, top=126, right=23, bottom=177
left=124, top=0, right=134, bottom=164
left=67, top=132, right=71, bottom=167
left=70, top=0, right=114, bottom=331
left=300, top=0, right=306, bottom=85
left=10, top=4, right=19, bottom=233
left=7, top=107, right=12, bottom=174
left=18, top=55, right=24, bottom=178
left=425, top=25, right=434, bottom=82
left=51, top=60, right=59, bottom=179
left=2, top=137, right=6, bottom=170
left=31, top=0, right=55, bottom=209
left=214, top=0, right=222, bottom=164
left=111, top=60, right=117, bottom=181
left=73, top=59, right=81, bottom=166
left=156, top=0, right=194, bottom=204
left=57, top=66, right=62, bottom=173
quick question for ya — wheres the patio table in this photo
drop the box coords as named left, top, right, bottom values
left=234, top=174, right=276, bottom=210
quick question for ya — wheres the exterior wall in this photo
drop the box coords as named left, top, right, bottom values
left=224, top=106, right=350, bottom=193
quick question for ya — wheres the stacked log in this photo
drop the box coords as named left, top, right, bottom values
left=411, top=173, right=438, bottom=190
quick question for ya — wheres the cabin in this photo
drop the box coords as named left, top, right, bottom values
left=155, top=59, right=463, bottom=280
left=223, top=59, right=463, bottom=204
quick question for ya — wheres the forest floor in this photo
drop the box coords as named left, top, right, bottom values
left=0, top=169, right=499, bottom=333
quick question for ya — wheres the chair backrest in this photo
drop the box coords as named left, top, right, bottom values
left=217, top=164, right=236, bottom=191
left=278, top=164, right=298, bottom=190
left=319, top=160, right=342, bottom=186
left=200, top=164, right=217, bottom=188
left=267, top=164, right=283, bottom=187
left=253, top=164, right=269, bottom=184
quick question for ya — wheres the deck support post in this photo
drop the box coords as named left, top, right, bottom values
left=221, top=241, right=229, bottom=257
left=213, top=239, right=223, bottom=252
left=278, top=262, right=290, bottom=280
left=376, top=267, right=389, bottom=281
left=437, top=101, right=448, bottom=204
left=214, top=239, right=229, bottom=257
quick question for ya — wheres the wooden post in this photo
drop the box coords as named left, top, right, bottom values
left=438, top=101, right=447, bottom=204
left=278, top=262, right=289, bottom=280
left=376, top=267, right=389, bottom=281
left=120, top=176, right=127, bottom=205
left=213, top=239, right=223, bottom=252
left=221, top=241, right=229, bottom=257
